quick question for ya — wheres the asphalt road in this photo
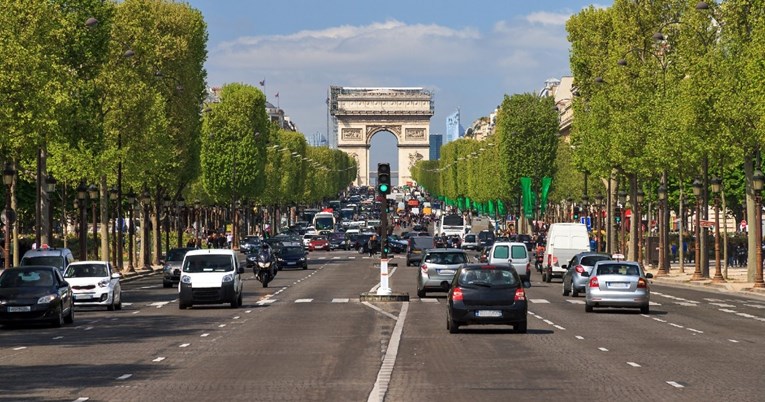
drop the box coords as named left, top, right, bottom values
left=1, top=248, right=764, bottom=401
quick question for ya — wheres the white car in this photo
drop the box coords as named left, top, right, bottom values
left=179, top=249, right=244, bottom=309
left=64, top=261, right=122, bottom=311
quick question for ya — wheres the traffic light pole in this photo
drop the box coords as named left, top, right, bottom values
left=377, top=198, right=391, bottom=296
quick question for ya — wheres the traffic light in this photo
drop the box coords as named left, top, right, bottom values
left=573, top=206, right=580, bottom=220
left=377, top=163, right=391, bottom=195
left=615, top=206, right=622, bottom=223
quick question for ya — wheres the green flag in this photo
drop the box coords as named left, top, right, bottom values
left=541, top=176, right=552, bottom=213
left=521, top=177, right=533, bottom=219
left=498, top=199, right=506, bottom=216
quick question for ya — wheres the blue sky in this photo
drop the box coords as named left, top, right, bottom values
left=185, top=0, right=611, bottom=175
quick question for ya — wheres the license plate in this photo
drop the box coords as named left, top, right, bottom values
left=287, top=262, right=296, bottom=265
left=608, top=282, right=629, bottom=289
left=8, top=306, right=31, bottom=312
left=475, top=310, right=502, bottom=318
left=437, top=270, right=455, bottom=275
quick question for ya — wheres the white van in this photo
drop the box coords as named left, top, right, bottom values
left=488, top=241, right=531, bottom=281
left=543, top=223, right=590, bottom=283
left=179, top=249, right=245, bottom=309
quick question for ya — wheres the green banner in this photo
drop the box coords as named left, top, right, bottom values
left=521, top=177, right=533, bottom=219
left=498, top=199, right=506, bottom=216
left=540, top=176, right=552, bottom=213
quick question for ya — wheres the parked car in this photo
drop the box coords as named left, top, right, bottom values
left=445, top=263, right=529, bottom=334
left=0, top=266, right=74, bottom=327
left=163, top=247, right=197, bottom=288
left=543, top=223, right=590, bottom=283
left=417, top=249, right=468, bottom=298
left=584, top=260, right=653, bottom=314
left=308, top=235, right=330, bottom=252
left=488, top=241, right=531, bottom=281
left=461, top=233, right=479, bottom=250
left=64, top=261, right=122, bottom=311
left=562, top=252, right=612, bottom=297
left=407, top=236, right=435, bottom=266
left=275, top=245, right=308, bottom=270
left=19, top=246, right=75, bottom=275
left=179, top=249, right=245, bottom=309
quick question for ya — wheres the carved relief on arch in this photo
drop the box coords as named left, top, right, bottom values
left=405, top=128, right=426, bottom=140
left=341, top=128, right=363, bottom=141
left=366, top=125, right=401, bottom=142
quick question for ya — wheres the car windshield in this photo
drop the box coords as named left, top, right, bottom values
left=65, top=264, right=108, bottom=278
left=582, top=255, right=611, bottom=266
left=412, top=237, right=434, bottom=248
left=424, top=252, right=467, bottom=264
left=0, top=269, right=55, bottom=288
left=21, top=256, right=64, bottom=268
left=330, top=233, right=345, bottom=241
left=597, top=264, right=640, bottom=276
left=166, top=249, right=190, bottom=262
left=458, top=268, right=518, bottom=288
left=183, top=255, right=234, bottom=273
left=282, top=247, right=304, bottom=256
left=465, top=235, right=476, bottom=242
left=312, top=236, right=327, bottom=241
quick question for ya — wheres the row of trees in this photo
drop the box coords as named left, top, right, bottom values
left=0, top=0, right=355, bottom=268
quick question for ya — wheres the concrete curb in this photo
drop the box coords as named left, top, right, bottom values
left=119, top=268, right=161, bottom=283
left=647, top=274, right=765, bottom=301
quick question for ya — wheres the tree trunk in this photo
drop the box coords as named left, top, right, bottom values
left=152, top=186, right=161, bottom=265
left=100, top=176, right=109, bottom=262
left=678, top=188, right=685, bottom=273
left=629, top=173, right=638, bottom=261
left=745, top=154, right=756, bottom=282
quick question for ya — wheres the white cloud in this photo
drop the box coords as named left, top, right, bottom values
left=525, top=11, right=572, bottom=26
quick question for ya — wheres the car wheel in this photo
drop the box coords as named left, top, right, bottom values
left=302, top=264, right=308, bottom=270
left=417, top=288, right=426, bottom=298
left=64, top=304, right=74, bottom=324
left=447, top=314, right=459, bottom=334
left=585, top=304, right=593, bottom=313
left=53, top=307, right=65, bottom=328
left=515, top=320, right=527, bottom=334
left=114, top=292, right=122, bottom=310
left=163, top=281, right=172, bottom=288
left=640, top=305, right=649, bottom=314
left=541, top=271, right=546, bottom=282
left=107, top=296, right=115, bottom=311
left=545, top=271, right=552, bottom=283
left=179, top=302, right=190, bottom=309
left=562, top=284, right=570, bottom=296
left=571, top=288, right=579, bottom=298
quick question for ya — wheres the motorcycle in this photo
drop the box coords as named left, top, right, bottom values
left=253, top=249, right=276, bottom=288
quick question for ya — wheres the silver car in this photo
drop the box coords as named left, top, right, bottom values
left=562, top=252, right=612, bottom=297
left=417, top=249, right=468, bottom=298
left=584, top=261, right=653, bottom=314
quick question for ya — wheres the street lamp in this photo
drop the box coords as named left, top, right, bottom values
left=163, top=195, right=171, bottom=255
left=3, top=163, right=16, bottom=269
left=88, top=184, right=98, bottom=260
left=618, top=190, right=627, bottom=255
left=636, top=189, right=645, bottom=267
left=691, top=179, right=704, bottom=280
left=657, top=185, right=667, bottom=275
left=109, top=186, right=118, bottom=267
left=140, top=189, right=151, bottom=270
left=710, top=176, right=725, bottom=283
left=753, top=169, right=765, bottom=288
left=194, top=199, right=201, bottom=248
left=46, top=176, right=57, bottom=246
left=77, top=182, right=87, bottom=260
left=126, top=189, right=136, bottom=272
left=176, top=196, right=185, bottom=248
left=596, top=193, right=604, bottom=252
left=566, top=197, right=573, bottom=222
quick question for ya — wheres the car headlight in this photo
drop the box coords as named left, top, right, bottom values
left=0, top=299, right=7, bottom=305
left=97, top=279, right=110, bottom=288
left=222, top=273, right=234, bottom=283
left=163, top=265, right=172, bottom=272
left=181, top=275, right=192, bottom=284
left=37, top=294, right=57, bottom=304
left=299, top=257, right=306, bottom=261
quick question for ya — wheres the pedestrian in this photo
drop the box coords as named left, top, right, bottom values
left=670, top=243, right=677, bottom=263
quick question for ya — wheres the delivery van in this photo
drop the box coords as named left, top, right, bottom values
left=543, top=223, right=590, bottom=283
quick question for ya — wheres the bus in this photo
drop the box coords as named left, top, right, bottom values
left=301, top=208, right=319, bottom=224
left=312, top=212, right=336, bottom=231
left=439, top=214, right=468, bottom=237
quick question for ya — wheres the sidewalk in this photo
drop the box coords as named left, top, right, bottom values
left=119, top=265, right=162, bottom=282
left=644, top=263, right=765, bottom=299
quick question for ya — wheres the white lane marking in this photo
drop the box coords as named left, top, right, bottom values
left=566, top=300, right=585, bottom=304
left=218, top=324, right=226, bottom=328
left=719, top=308, right=737, bottom=313
left=575, top=336, right=584, bottom=340
left=150, top=301, right=169, bottom=308
left=233, top=316, right=240, bottom=320
left=653, top=318, right=667, bottom=323
left=121, top=302, right=133, bottom=306
left=553, top=325, right=566, bottom=330
left=257, top=299, right=276, bottom=306
left=704, top=297, right=722, bottom=302
left=627, top=362, right=641, bottom=367
left=675, top=302, right=698, bottom=307
left=361, top=301, right=398, bottom=321
left=53, top=336, right=63, bottom=340
left=598, top=347, right=609, bottom=352
left=132, top=311, right=140, bottom=314
left=666, top=381, right=684, bottom=388
left=245, top=310, right=252, bottom=313
left=367, top=302, right=409, bottom=402
left=84, top=327, right=93, bottom=331
left=200, top=333, right=209, bottom=337
left=116, top=374, right=132, bottom=380
left=73, top=398, right=90, bottom=402
left=543, top=319, right=554, bottom=325
left=179, top=343, right=190, bottom=348
left=710, top=303, right=736, bottom=308
left=152, top=357, right=166, bottom=362
left=529, top=299, right=550, bottom=304
left=295, top=299, right=313, bottom=303
left=669, top=323, right=684, bottom=328
left=333, top=256, right=341, bottom=259
left=687, top=328, right=704, bottom=334
left=140, top=285, right=161, bottom=289
left=736, top=312, right=756, bottom=318
left=12, top=347, right=27, bottom=351
left=649, top=302, right=661, bottom=306
left=744, top=304, right=765, bottom=309
left=318, top=257, right=326, bottom=260
left=349, top=256, right=356, bottom=259
left=332, top=298, right=350, bottom=303
left=420, top=298, right=439, bottom=303
left=729, top=339, right=739, bottom=343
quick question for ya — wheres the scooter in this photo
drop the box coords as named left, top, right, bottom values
left=254, top=252, right=275, bottom=288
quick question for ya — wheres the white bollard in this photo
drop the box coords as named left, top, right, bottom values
left=376, top=258, right=392, bottom=296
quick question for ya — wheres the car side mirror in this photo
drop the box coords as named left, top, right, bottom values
left=645, top=273, right=653, bottom=279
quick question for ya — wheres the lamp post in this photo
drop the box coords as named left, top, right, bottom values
left=657, top=185, right=667, bottom=275
left=163, top=195, right=171, bottom=255
left=3, top=163, right=16, bottom=269
left=77, top=182, right=87, bottom=260
left=126, top=189, right=136, bottom=272
left=691, top=179, right=704, bottom=280
left=618, top=190, right=627, bottom=255
left=596, top=193, right=604, bottom=252
left=636, top=189, right=645, bottom=267
left=46, top=176, right=57, bottom=245
left=566, top=197, right=573, bottom=222
left=753, top=169, right=765, bottom=288
left=194, top=199, right=201, bottom=248
left=176, top=196, right=185, bottom=248
left=711, top=177, right=725, bottom=283
left=88, top=184, right=98, bottom=260
left=109, top=186, right=118, bottom=267
left=140, top=189, right=151, bottom=270
left=582, top=193, right=590, bottom=225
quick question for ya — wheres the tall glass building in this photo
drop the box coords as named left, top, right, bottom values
left=429, top=133, right=443, bottom=160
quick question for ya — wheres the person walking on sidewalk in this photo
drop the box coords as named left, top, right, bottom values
left=670, top=243, right=678, bottom=263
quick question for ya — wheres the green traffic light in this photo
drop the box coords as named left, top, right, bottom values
left=379, top=184, right=389, bottom=193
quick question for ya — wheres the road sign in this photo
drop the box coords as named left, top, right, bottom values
left=699, top=220, right=715, bottom=228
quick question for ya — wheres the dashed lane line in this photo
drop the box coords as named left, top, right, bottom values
left=12, top=347, right=27, bottom=351
left=729, top=339, right=739, bottom=343
left=295, top=299, right=313, bottom=303
left=179, top=343, right=190, bottom=348
left=627, top=362, right=641, bottom=367
left=152, top=357, right=166, bottom=362
left=367, top=302, right=409, bottom=402
left=529, top=299, right=550, bottom=304
left=598, top=347, right=609, bottom=352
left=73, top=398, right=89, bottom=402
left=666, top=381, right=685, bottom=389
left=575, top=336, right=585, bottom=340
left=420, top=298, right=439, bottom=303
left=332, top=298, right=350, bottom=303
left=200, top=333, right=210, bottom=337
left=566, top=300, right=585, bottom=304
left=116, top=374, right=132, bottom=380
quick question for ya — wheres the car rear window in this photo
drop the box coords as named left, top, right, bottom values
left=183, top=255, right=234, bottom=273
left=65, top=264, right=108, bottom=278
left=21, top=256, right=65, bottom=269
left=424, top=252, right=467, bottom=264
left=412, top=237, right=434, bottom=248
left=464, top=235, right=476, bottom=242
left=458, top=268, right=518, bottom=288
left=597, top=264, right=640, bottom=276
left=492, top=245, right=509, bottom=259
left=511, top=245, right=527, bottom=259
left=581, top=255, right=610, bottom=266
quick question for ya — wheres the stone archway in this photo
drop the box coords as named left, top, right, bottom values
left=329, top=87, right=433, bottom=186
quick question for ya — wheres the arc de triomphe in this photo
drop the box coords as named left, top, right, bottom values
left=329, top=86, right=433, bottom=186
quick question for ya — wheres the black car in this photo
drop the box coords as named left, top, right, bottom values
left=0, top=266, right=75, bottom=327
left=445, top=263, right=529, bottom=334
left=328, top=232, right=346, bottom=250
left=163, top=247, right=196, bottom=288
left=275, top=245, right=308, bottom=270
left=477, top=230, right=496, bottom=248
left=239, top=236, right=261, bottom=253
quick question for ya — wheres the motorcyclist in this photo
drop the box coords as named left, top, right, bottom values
left=256, top=244, right=276, bottom=278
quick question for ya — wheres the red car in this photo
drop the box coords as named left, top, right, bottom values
left=308, top=235, right=330, bottom=251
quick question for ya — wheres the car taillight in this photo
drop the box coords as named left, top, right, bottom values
left=421, top=264, right=428, bottom=273
left=637, top=278, right=648, bottom=288
left=514, top=288, right=526, bottom=301
left=575, top=265, right=585, bottom=274
left=589, top=277, right=599, bottom=287
left=452, top=286, right=463, bottom=301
